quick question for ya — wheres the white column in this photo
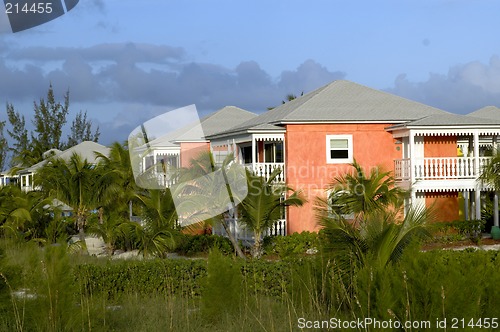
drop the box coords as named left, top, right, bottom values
left=494, top=192, right=499, bottom=227
left=475, top=189, right=481, bottom=221
left=408, top=131, right=416, bottom=207
left=251, top=135, right=256, bottom=170
left=464, top=191, right=469, bottom=221
left=473, top=131, right=480, bottom=176
left=409, top=131, right=415, bottom=183
left=473, top=131, right=481, bottom=220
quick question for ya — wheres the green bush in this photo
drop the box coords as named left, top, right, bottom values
left=175, top=234, right=234, bottom=256
left=201, top=249, right=242, bottom=322
left=433, top=220, right=486, bottom=243
left=75, top=259, right=208, bottom=299
left=3, top=239, right=500, bottom=331
left=263, top=231, right=319, bottom=258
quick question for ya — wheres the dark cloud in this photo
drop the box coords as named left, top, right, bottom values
left=8, top=43, right=185, bottom=62
left=279, top=59, right=346, bottom=94
left=387, top=56, right=500, bottom=114
left=0, top=43, right=345, bottom=112
left=0, top=42, right=348, bottom=144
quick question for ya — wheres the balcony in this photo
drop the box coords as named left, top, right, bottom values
left=395, top=157, right=492, bottom=181
left=212, top=218, right=287, bottom=244
left=245, top=162, right=285, bottom=182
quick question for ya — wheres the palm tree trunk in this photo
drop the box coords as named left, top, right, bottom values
left=219, top=166, right=247, bottom=259
left=251, top=231, right=263, bottom=259
left=219, top=218, right=246, bottom=259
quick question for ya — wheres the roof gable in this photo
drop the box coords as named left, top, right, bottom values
left=467, top=106, right=500, bottom=120
left=216, top=80, right=449, bottom=136
left=23, top=141, right=110, bottom=173
left=146, top=106, right=257, bottom=148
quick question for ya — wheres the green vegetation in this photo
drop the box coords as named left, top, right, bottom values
left=239, top=168, right=305, bottom=258
left=2, top=91, right=500, bottom=331
left=4, top=85, right=100, bottom=168
left=1, top=240, right=499, bottom=331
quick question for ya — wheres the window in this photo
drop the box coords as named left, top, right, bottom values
left=326, top=189, right=355, bottom=220
left=264, top=142, right=284, bottom=163
left=326, top=135, right=353, bottom=164
left=241, top=145, right=252, bottom=164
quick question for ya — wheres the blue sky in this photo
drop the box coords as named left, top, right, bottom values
left=1, top=0, right=500, bottom=145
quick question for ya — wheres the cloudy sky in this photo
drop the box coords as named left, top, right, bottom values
left=1, top=0, right=500, bottom=145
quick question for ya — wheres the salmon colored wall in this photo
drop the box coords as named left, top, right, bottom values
left=180, top=142, right=210, bottom=167
left=425, top=192, right=459, bottom=222
left=422, top=137, right=460, bottom=223
left=258, top=141, right=264, bottom=162
left=424, top=136, right=457, bottom=157
left=285, top=123, right=402, bottom=233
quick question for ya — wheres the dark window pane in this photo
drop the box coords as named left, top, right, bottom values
left=242, top=146, right=252, bottom=164
left=265, top=143, right=274, bottom=162
left=330, top=149, right=348, bottom=159
left=275, top=142, right=284, bottom=163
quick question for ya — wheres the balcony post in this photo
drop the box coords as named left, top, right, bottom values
left=409, top=131, right=415, bottom=183
left=494, top=192, right=499, bottom=227
left=251, top=134, right=256, bottom=172
left=473, top=131, right=480, bottom=176
left=464, top=191, right=469, bottom=221
left=475, top=189, right=481, bottom=221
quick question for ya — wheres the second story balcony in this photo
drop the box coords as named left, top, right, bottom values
left=245, top=162, right=286, bottom=183
left=394, top=156, right=492, bottom=191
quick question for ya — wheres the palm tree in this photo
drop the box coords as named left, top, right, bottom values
left=479, top=150, right=500, bottom=189
left=36, top=153, right=99, bottom=242
left=86, top=212, right=128, bottom=256
left=0, top=186, right=53, bottom=241
left=176, top=151, right=248, bottom=259
left=327, top=159, right=407, bottom=220
left=124, top=189, right=179, bottom=257
left=94, top=142, right=138, bottom=221
left=318, top=205, right=433, bottom=271
left=239, top=168, right=305, bottom=258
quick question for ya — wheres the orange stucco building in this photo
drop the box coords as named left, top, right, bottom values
left=208, top=80, right=500, bottom=235
left=142, top=80, right=500, bottom=237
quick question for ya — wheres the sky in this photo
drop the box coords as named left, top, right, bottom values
left=1, top=0, right=500, bottom=146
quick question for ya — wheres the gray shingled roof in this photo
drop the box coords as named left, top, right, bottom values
left=467, top=106, right=500, bottom=120
left=178, top=106, right=257, bottom=139
left=146, top=106, right=257, bottom=147
left=20, top=141, right=110, bottom=173
left=387, top=113, right=500, bottom=129
left=208, top=80, right=449, bottom=138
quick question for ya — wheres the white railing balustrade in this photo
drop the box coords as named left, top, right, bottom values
left=394, top=158, right=411, bottom=180
left=394, top=157, right=492, bottom=181
left=212, top=218, right=287, bottom=244
left=245, top=163, right=285, bottom=182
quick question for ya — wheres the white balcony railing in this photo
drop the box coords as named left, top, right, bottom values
left=212, top=218, right=287, bottom=244
left=394, top=157, right=492, bottom=181
left=245, top=162, right=285, bottom=182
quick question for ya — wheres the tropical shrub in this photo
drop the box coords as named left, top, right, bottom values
left=201, top=249, right=242, bottom=322
left=263, top=231, right=319, bottom=258
left=432, top=219, right=486, bottom=243
left=175, top=234, right=233, bottom=256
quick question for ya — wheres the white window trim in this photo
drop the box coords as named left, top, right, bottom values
left=326, top=134, right=353, bottom=164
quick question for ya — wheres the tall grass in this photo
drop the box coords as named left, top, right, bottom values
left=1, top=239, right=499, bottom=331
